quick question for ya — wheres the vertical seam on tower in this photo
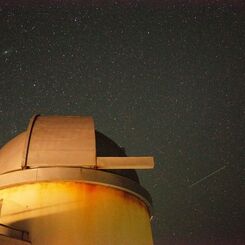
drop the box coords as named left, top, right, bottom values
left=21, top=114, right=40, bottom=169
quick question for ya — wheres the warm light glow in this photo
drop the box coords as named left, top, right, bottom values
left=0, top=182, right=153, bottom=245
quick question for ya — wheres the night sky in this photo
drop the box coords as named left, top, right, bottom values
left=0, top=1, right=244, bottom=244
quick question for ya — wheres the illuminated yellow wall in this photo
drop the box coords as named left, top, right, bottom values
left=0, top=182, right=153, bottom=245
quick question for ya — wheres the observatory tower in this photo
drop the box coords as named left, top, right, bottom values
left=0, top=115, right=154, bottom=245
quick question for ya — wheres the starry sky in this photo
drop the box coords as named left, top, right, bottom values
left=0, top=1, right=244, bottom=244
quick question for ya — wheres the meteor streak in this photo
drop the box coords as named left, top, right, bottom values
left=189, top=165, right=226, bottom=188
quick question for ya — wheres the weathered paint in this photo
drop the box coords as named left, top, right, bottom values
left=0, top=182, right=153, bottom=245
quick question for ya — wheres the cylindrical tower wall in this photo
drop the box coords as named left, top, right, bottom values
left=0, top=181, right=153, bottom=245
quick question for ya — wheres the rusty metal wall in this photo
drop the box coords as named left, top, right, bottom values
left=0, top=182, right=153, bottom=245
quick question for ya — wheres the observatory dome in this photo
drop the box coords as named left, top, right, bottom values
left=0, top=115, right=154, bottom=245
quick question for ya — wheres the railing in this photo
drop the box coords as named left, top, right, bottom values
left=0, top=223, right=29, bottom=241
